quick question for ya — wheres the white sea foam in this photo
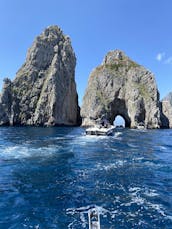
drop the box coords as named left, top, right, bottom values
left=159, top=146, right=167, bottom=151
left=144, top=189, right=159, bottom=197
left=113, top=131, right=123, bottom=140
left=96, top=163, right=117, bottom=171
left=67, top=220, right=76, bottom=229
left=1, top=146, right=30, bottom=159
left=70, top=135, right=109, bottom=147
left=128, top=187, right=145, bottom=205
left=127, top=143, right=138, bottom=148
left=66, top=198, right=172, bottom=228
left=82, top=135, right=108, bottom=141
left=67, top=205, right=110, bottom=216
left=67, top=205, right=110, bottom=228
left=126, top=186, right=172, bottom=221
left=0, top=145, right=61, bottom=160
left=114, top=132, right=122, bottom=137
left=55, top=137, right=67, bottom=140
left=130, top=195, right=145, bottom=205
left=129, top=186, right=159, bottom=199
left=132, top=157, right=144, bottom=162
left=96, top=160, right=127, bottom=171
left=111, top=148, right=117, bottom=152
left=147, top=201, right=172, bottom=221
left=129, top=187, right=141, bottom=193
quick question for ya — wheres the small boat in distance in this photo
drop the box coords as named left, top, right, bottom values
left=88, top=208, right=101, bottom=229
left=85, top=125, right=116, bottom=136
left=137, top=122, right=145, bottom=130
left=85, top=115, right=116, bottom=136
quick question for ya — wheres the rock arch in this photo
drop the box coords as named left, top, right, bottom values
left=107, top=99, right=131, bottom=127
left=81, top=50, right=161, bottom=129
left=113, top=115, right=126, bottom=127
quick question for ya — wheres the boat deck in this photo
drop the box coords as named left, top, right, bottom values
left=88, top=208, right=100, bottom=229
left=86, top=126, right=115, bottom=136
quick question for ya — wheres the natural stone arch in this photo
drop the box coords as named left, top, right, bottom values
left=113, top=115, right=125, bottom=127
left=107, top=98, right=131, bottom=128
left=113, top=115, right=130, bottom=127
left=81, top=50, right=162, bottom=128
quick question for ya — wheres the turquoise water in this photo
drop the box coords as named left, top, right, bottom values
left=0, top=127, right=172, bottom=228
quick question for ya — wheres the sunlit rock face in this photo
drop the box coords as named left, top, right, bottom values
left=81, top=50, right=161, bottom=129
left=161, top=92, right=172, bottom=128
left=0, top=26, right=80, bottom=126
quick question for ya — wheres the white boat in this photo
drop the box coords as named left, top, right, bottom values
left=137, top=122, right=145, bottom=130
left=85, top=125, right=116, bottom=136
left=88, top=208, right=100, bottom=229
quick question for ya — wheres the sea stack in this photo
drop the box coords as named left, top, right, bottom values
left=0, top=25, right=80, bottom=126
left=81, top=50, right=162, bottom=128
left=161, top=92, right=172, bottom=128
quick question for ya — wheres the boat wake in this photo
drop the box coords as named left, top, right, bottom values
left=0, top=145, right=61, bottom=160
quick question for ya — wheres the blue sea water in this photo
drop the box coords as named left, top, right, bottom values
left=0, top=127, right=172, bottom=229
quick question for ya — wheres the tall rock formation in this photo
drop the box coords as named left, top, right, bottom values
left=81, top=50, right=161, bottom=128
left=0, top=26, right=80, bottom=126
left=161, top=92, right=172, bottom=128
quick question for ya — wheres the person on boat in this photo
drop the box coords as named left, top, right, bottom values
left=100, top=115, right=109, bottom=128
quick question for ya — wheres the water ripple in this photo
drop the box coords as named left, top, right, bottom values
left=0, top=127, right=172, bottom=228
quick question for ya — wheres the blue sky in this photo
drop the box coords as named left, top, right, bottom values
left=0, top=0, right=172, bottom=105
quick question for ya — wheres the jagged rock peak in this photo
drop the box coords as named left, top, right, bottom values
left=36, top=25, right=71, bottom=45
left=0, top=25, right=80, bottom=126
left=102, top=49, right=129, bottom=65
left=81, top=50, right=162, bottom=129
left=41, top=25, right=63, bottom=37
left=17, top=25, right=75, bottom=75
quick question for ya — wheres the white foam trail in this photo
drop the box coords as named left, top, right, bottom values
left=0, top=145, right=61, bottom=159
left=67, top=205, right=110, bottom=229
left=80, top=135, right=108, bottom=141
left=2, top=146, right=30, bottom=159
left=66, top=205, right=109, bottom=215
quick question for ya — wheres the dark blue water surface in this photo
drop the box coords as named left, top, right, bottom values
left=0, top=127, right=172, bottom=229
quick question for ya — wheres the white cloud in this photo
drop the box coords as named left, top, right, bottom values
left=156, top=52, right=165, bottom=61
left=164, top=56, right=172, bottom=65
left=156, top=52, right=172, bottom=65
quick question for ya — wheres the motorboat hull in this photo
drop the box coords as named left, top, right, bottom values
left=85, top=126, right=115, bottom=136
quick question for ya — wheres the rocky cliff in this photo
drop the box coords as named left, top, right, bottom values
left=0, top=26, right=80, bottom=126
left=161, top=92, right=172, bottom=128
left=81, top=50, right=161, bottom=128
